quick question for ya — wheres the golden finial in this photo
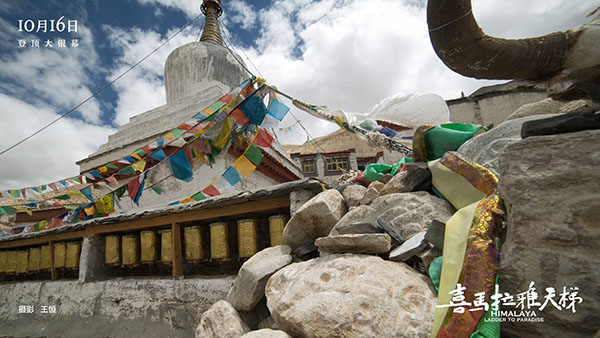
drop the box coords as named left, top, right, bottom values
left=200, top=0, right=223, bottom=45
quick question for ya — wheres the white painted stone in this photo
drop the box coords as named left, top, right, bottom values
left=227, top=246, right=293, bottom=312
left=283, top=189, right=347, bottom=251
left=265, top=254, right=437, bottom=338
left=196, top=300, right=250, bottom=338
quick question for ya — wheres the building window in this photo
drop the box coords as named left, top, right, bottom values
left=325, top=156, right=349, bottom=175
left=302, top=158, right=316, bottom=175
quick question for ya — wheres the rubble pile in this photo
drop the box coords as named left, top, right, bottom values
left=195, top=109, right=600, bottom=338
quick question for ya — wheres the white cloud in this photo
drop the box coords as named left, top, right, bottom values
left=0, top=94, right=116, bottom=190
left=135, top=0, right=201, bottom=19
left=228, top=0, right=258, bottom=30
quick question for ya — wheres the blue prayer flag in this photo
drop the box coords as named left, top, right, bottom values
left=267, top=99, right=289, bottom=121
left=222, top=167, right=241, bottom=186
left=169, top=148, right=194, bottom=182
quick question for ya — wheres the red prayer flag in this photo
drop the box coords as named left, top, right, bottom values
left=202, top=185, right=220, bottom=197
left=49, top=183, right=58, bottom=191
left=253, top=129, right=274, bottom=148
left=230, top=108, right=250, bottom=126
left=48, top=217, right=63, bottom=229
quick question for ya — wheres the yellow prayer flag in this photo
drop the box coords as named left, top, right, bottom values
left=84, top=205, right=95, bottom=216
left=202, top=106, right=213, bottom=116
left=94, top=200, right=104, bottom=214
left=130, top=152, right=142, bottom=160
left=39, top=220, right=49, bottom=230
left=132, top=160, right=146, bottom=172
left=213, top=118, right=232, bottom=150
left=15, top=207, right=32, bottom=216
left=98, top=166, right=108, bottom=173
left=163, top=132, right=176, bottom=141
left=67, top=191, right=84, bottom=197
left=233, top=155, right=256, bottom=178
left=180, top=197, right=195, bottom=204
left=222, top=96, right=243, bottom=113
left=100, top=194, right=115, bottom=214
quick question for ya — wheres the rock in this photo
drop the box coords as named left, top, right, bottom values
left=258, top=316, right=277, bottom=330
left=293, top=243, right=318, bottom=259
left=341, top=184, right=366, bottom=208
left=330, top=192, right=454, bottom=242
left=283, top=189, right=347, bottom=252
left=388, top=232, right=428, bottom=262
left=239, top=297, right=271, bottom=330
left=403, top=167, right=432, bottom=192
left=359, top=181, right=385, bottom=205
left=377, top=174, right=394, bottom=184
left=424, top=219, right=446, bottom=250
left=315, top=234, right=391, bottom=254
left=227, top=246, right=293, bottom=312
left=557, top=99, right=600, bottom=114
left=379, top=170, right=409, bottom=195
left=289, top=189, right=317, bottom=217
left=375, top=218, right=403, bottom=245
left=265, top=254, right=437, bottom=338
left=240, top=329, right=291, bottom=338
left=521, top=111, right=600, bottom=139
left=335, top=222, right=382, bottom=235
left=457, top=114, right=558, bottom=176
left=498, top=129, right=600, bottom=338
left=196, top=300, right=250, bottom=338
left=505, top=98, right=563, bottom=121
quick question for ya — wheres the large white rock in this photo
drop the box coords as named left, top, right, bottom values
left=240, top=329, right=291, bottom=338
left=283, top=189, right=347, bottom=251
left=265, top=254, right=436, bottom=338
left=330, top=192, right=454, bottom=242
left=359, top=181, right=384, bottom=205
left=498, top=129, right=600, bottom=338
left=227, top=246, right=293, bottom=312
left=196, top=300, right=250, bottom=338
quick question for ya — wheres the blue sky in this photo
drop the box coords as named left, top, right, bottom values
left=0, top=0, right=596, bottom=190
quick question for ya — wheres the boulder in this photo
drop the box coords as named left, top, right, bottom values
left=334, top=222, right=382, bottom=235
left=196, top=300, right=250, bottom=338
left=521, top=111, right=600, bottom=139
left=330, top=192, right=454, bottom=242
left=498, top=129, right=600, bottom=338
left=283, top=189, right=347, bottom=252
left=457, top=114, right=557, bottom=176
left=378, top=170, right=409, bottom=195
left=388, top=232, right=428, bottom=262
left=227, top=246, right=293, bottom=312
left=265, top=254, right=437, bottom=338
left=240, top=329, right=291, bottom=338
left=360, top=181, right=385, bottom=205
left=505, top=98, right=563, bottom=121
left=341, top=184, right=367, bottom=208
left=315, top=234, right=391, bottom=254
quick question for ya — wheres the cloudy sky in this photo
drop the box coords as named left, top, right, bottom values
left=0, top=0, right=596, bottom=190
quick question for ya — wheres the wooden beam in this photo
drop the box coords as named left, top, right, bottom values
left=171, top=223, right=183, bottom=277
left=0, top=196, right=290, bottom=250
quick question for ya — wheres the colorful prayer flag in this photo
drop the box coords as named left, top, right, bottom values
left=240, top=96, right=268, bottom=125
left=213, top=177, right=235, bottom=194
left=233, top=156, right=256, bottom=178
left=222, top=167, right=241, bottom=186
left=253, top=129, right=274, bottom=148
left=202, top=184, right=220, bottom=197
left=191, top=191, right=207, bottom=201
left=169, top=148, right=194, bottom=182
left=244, top=144, right=262, bottom=166
left=80, top=186, right=94, bottom=202
left=267, top=98, right=290, bottom=121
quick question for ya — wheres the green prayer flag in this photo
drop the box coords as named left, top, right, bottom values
left=0, top=206, right=16, bottom=215
left=115, top=185, right=127, bottom=199
left=171, top=128, right=185, bottom=138
left=117, top=166, right=136, bottom=176
left=244, top=144, right=262, bottom=166
left=41, top=185, right=47, bottom=191
left=65, top=206, right=77, bottom=210
left=191, top=191, right=207, bottom=201
left=135, top=148, right=146, bottom=157
left=54, top=194, right=71, bottom=200
left=150, top=184, right=163, bottom=195
left=106, top=163, right=118, bottom=169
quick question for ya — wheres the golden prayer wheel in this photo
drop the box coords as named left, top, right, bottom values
left=269, top=215, right=288, bottom=247
left=28, top=247, right=41, bottom=272
left=6, top=250, right=17, bottom=274
left=160, top=230, right=173, bottom=263
left=122, top=235, right=140, bottom=267
left=16, top=250, right=29, bottom=274
left=0, top=250, right=7, bottom=273
left=184, top=225, right=206, bottom=261
left=40, top=245, right=52, bottom=270
left=140, top=230, right=159, bottom=264
left=237, top=219, right=258, bottom=258
left=65, top=242, right=82, bottom=269
left=105, top=235, right=121, bottom=266
left=54, top=242, right=66, bottom=268
left=210, top=222, right=230, bottom=260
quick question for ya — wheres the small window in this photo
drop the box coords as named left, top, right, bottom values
left=302, top=159, right=316, bottom=175
left=325, top=156, right=349, bottom=173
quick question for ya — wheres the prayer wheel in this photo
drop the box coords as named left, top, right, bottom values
left=269, top=215, right=287, bottom=247
left=105, top=235, right=121, bottom=266
left=160, top=230, right=173, bottom=263
left=54, top=242, right=66, bottom=268
left=184, top=226, right=205, bottom=261
left=40, top=245, right=51, bottom=270
left=6, top=250, right=17, bottom=274
left=237, top=219, right=258, bottom=258
left=65, top=242, right=82, bottom=269
left=122, top=235, right=140, bottom=267
left=210, top=222, right=230, bottom=260
left=16, top=250, right=29, bottom=274
left=140, top=230, right=159, bottom=263
left=0, top=251, right=7, bottom=273
left=28, top=247, right=41, bottom=272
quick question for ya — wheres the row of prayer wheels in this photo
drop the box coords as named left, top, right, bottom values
left=105, top=215, right=287, bottom=266
left=0, top=241, right=82, bottom=275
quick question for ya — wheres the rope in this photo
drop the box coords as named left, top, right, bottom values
left=428, top=8, right=473, bottom=32
left=0, top=12, right=204, bottom=157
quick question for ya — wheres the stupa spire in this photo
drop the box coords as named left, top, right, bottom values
left=200, top=0, right=223, bottom=45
